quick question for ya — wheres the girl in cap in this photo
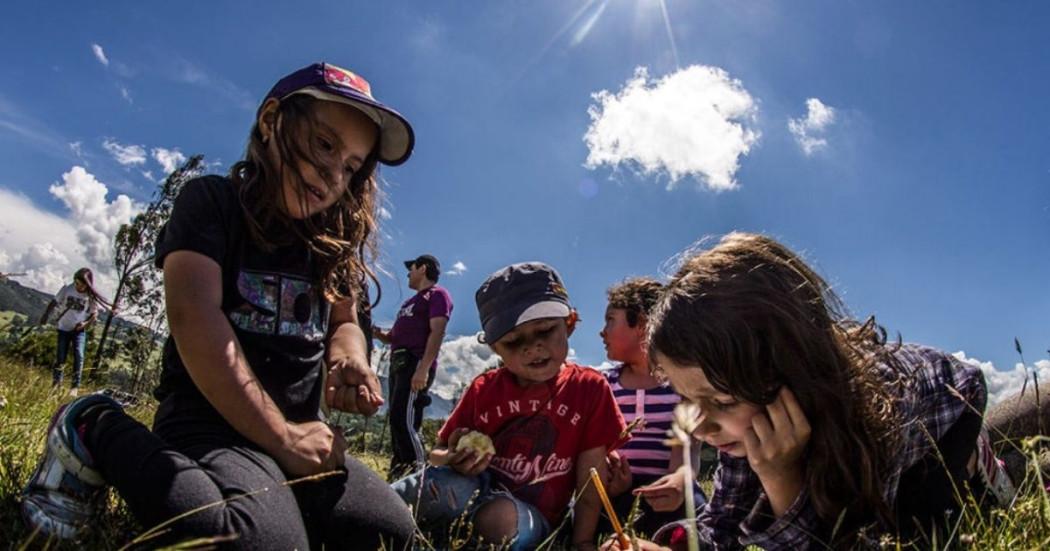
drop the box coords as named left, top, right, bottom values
left=23, top=62, right=416, bottom=549
left=604, top=232, right=1015, bottom=550
left=40, top=267, right=113, bottom=394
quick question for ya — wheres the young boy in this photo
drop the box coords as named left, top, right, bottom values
left=392, top=262, right=626, bottom=550
left=600, top=277, right=703, bottom=537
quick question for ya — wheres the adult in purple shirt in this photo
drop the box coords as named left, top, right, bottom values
left=375, top=254, right=452, bottom=478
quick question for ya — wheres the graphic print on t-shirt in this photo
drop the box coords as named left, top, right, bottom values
left=64, top=296, right=86, bottom=312
left=490, top=414, right=572, bottom=502
left=228, top=270, right=325, bottom=341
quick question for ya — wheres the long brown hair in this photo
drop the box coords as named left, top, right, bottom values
left=648, top=232, right=907, bottom=538
left=73, top=267, right=115, bottom=312
left=229, top=94, right=381, bottom=304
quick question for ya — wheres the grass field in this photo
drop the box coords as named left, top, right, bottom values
left=3, top=354, right=1050, bottom=550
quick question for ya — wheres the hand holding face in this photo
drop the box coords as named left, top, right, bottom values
left=743, top=386, right=810, bottom=481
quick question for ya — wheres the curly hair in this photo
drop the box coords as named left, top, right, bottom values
left=229, top=94, right=382, bottom=305
left=606, top=277, right=664, bottom=327
left=647, top=232, right=907, bottom=539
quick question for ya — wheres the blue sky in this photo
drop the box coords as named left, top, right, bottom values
left=0, top=1, right=1047, bottom=401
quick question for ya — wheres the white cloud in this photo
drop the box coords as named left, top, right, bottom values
left=431, top=334, right=502, bottom=400
left=788, top=97, right=836, bottom=155
left=102, top=139, right=146, bottom=166
left=0, top=173, right=132, bottom=299
left=952, top=351, right=1050, bottom=407
left=371, top=333, right=501, bottom=402
left=0, top=187, right=83, bottom=293
left=141, top=170, right=155, bottom=182
left=584, top=65, right=760, bottom=192
left=3, top=243, right=71, bottom=294
left=151, top=147, right=186, bottom=175
left=91, top=43, right=109, bottom=67
left=445, top=261, right=468, bottom=276
left=120, top=86, right=132, bottom=104
left=69, top=141, right=83, bottom=159
left=378, top=206, right=392, bottom=220
left=48, top=166, right=140, bottom=267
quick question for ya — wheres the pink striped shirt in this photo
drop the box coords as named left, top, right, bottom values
left=603, top=365, right=681, bottom=485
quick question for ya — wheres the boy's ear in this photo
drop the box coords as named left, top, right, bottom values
left=565, top=309, right=579, bottom=337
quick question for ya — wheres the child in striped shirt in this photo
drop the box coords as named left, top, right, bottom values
left=600, top=277, right=704, bottom=536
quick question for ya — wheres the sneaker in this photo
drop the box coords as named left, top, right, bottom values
left=21, top=393, right=121, bottom=540
left=974, top=428, right=1017, bottom=507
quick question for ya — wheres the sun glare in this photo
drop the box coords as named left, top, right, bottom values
left=508, top=0, right=681, bottom=89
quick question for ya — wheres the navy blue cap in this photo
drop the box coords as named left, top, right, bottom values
left=475, top=262, right=572, bottom=344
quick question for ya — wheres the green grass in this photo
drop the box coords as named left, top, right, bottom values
left=3, top=354, right=1050, bottom=550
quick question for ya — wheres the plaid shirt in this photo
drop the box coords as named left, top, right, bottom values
left=655, top=344, right=987, bottom=550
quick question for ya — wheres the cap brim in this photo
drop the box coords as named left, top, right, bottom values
left=515, top=301, right=571, bottom=327
left=404, top=260, right=415, bottom=270
left=287, top=87, right=415, bottom=166
left=482, top=301, right=571, bottom=344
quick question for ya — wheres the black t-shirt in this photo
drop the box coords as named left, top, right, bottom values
left=153, top=176, right=329, bottom=423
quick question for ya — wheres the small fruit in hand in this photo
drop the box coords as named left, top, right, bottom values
left=455, top=430, right=495, bottom=455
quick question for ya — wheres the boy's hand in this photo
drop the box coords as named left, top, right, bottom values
left=446, top=427, right=493, bottom=476
left=632, top=468, right=687, bottom=512
left=744, top=386, right=809, bottom=516
left=326, top=356, right=384, bottom=415
left=606, top=451, right=633, bottom=497
left=274, top=420, right=347, bottom=477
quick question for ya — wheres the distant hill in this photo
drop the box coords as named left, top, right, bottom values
left=0, top=277, right=52, bottom=322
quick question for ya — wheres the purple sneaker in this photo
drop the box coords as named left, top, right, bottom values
left=21, top=393, right=121, bottom=540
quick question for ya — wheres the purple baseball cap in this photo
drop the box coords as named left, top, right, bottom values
left=264, top=62, right=415, bottom=166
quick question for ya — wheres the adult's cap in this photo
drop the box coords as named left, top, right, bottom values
left=264, top=62, right=415, bottom=166
left=475, top=262, right=572, bottom=344
left=404, top=254, right=440, bottom=273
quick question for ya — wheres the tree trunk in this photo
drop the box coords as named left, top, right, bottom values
left=89, top=275, right=126, bottom=382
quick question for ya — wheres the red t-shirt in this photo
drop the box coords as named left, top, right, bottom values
left=439, top=362, right=626, bottom=524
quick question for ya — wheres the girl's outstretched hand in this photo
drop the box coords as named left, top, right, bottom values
left=326, top=356, right=384, bottom=415
left=743, top=386, right=810, bottom=516
left=632, top=468, right=687, bottom=512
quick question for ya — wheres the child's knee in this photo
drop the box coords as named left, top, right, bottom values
left=474, top=497, right=519, bottom=544
left=392, top=466, right=483, bottom=523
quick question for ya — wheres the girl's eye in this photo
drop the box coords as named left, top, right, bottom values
left=503, top=338, right=522, bottom=349
left=713, top=400, right=737, bottom=411
left=317, top=137, right=334, bottom=152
